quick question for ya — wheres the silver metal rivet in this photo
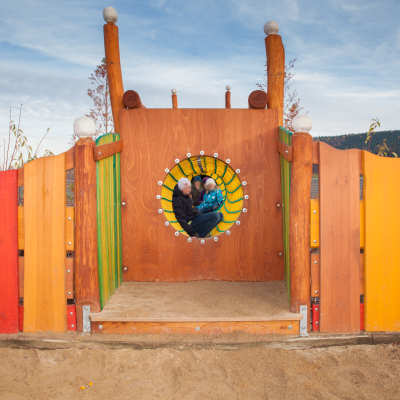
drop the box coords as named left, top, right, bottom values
left=200, top=151, right=204, bottom=155
left=71, top=325, right=74, bottom=328
left=214, top=153, right=218, bottom=157
left=158, top=209, right=163, bottom=213
left=301, top=326, right=306, bottom=330
left=157, top=195, right=161, bottom=199
left=175, top=159, right=179, bottom=163
left=314, top=240, right=317, bottom=243
left=242, top=181, right=247, bottom=186
left=187, top=153, right=191, bottom=157
left=278, top=252, right=283, bottom=257
left=158, top=181, right=162, bottom=185
left=243, top=208, right=247, bottom=213
left=226, top=230, right=231, bottom=235
left=214, top=237, right=218, bottom=241
left=70, top=312, right=73, bottom=315
left=314, top=261, right=318, bottom=264
left=302, top=306, right=306, bottom=311
left=68, top=292, right=71, bottom=295
left=285, top=150, right=288, bottom=153
left=175, top=232, right=179, bottom=236
left=236, top=169, right=240, bottom=173
left=67, top=270, right=70, bottom=273
left=236, top=221, right=240, bottom=225
left=244, top=195, right=249, bottom=200
left=123, top=267, right=128, bottom=272
left=99, top=325, right=103, bottom=330
left=165, top=168, right=169, bottom=173
left=201, top=239, right=205, bottom=244
left=288, top=325, right=292, bottom=330
left=196, top=326, right=200, bottom=331
left=313, top=210, right=317, bottom=214
left=316, top=322, right=319, bottom=325
left=99, top=152, right=101, bottom=155
left=315, top=290, right=318, bottom=294
left=68, top=242, right=71, bottom=245
left=226, top=159, right=231, bottom=163
left=188, top=238, right=192, bottom=242
left=165, top=221, right=169, bottom=226
left=68, top=217, right=71, bottom=220
left=316, top=308, right=319, bottom=311
left=122, top=201, right=126, bottom=206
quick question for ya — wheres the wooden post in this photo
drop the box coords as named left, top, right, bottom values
left=123, top=90, right=145, bottom=109
left=289, top=115, right=313, bottom=328
left=248, top=90, right=269, bottom=109
left=171, top=89, right=178, bottom=108
left=103, top=7, right=124, bottom=133
left=264, top=21, right=285, bottom=126
left=225, top=85, right=231, bottom=108
left=73, top=117, right=101, bottom=331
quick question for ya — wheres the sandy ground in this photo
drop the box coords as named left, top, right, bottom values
left=1, top=342, right=400, bottom=399
left=95, top=281, right=291, bottom=319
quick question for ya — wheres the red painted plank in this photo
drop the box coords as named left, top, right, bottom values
left=0, top=170, right=19, bottom=333
left=312, top=304, right=320, bottom=332
left=19, top=305, right=23, bottom=331
left=67, top=305, right=77, bottom=331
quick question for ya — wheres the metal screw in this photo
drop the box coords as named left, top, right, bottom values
left=314, top=240, right=317, bottom=243
left=226, top=230, right=231, bottom=235
left=165, top=168, right=169, bottom=173
left=313, top=210, right=317, bottom=214
left=314, top=260, right=318, bottom=264
left=67, top=270, right=70, bottom=273
left=123, top=267, right=128, bottom=272
left=196, top=326, right=200, bottom=331
left=244, top=195, right=249, bottom=200
left=285, top=150, right=288, bottom=153
left=200, top=151, right=204, bottom=155
left=243, top=208, right=247, bottom=212
left=278, top=252, right=283, bottom=257
left=214, top=153, right=218, bottom=157
left=236, top=221, right=240, bottom=225
left=71, top=325, right=74, bottom=328
left=68, top=217, right=71, bottom=220
left=301, top=326, right=306, bottom=330
left=68, top=292, right=71, bottom=295
left=276, top=203, right=281, bottom=208
left=68, top=242, right=71, bottom=245
left=70, top=312, right=73, bottom=315
left=165, top=221, right=169, bottom=226
left=242, top=181, right=247, bottom=186
left=236, top=169, right=240, bottom=173
left=122, top=201, right=126, bottom=206
left=288, top=325, right=292, bottom=330
left=201, top=239, right=205, bottom=244
left=158, top=209, right=163, bottom=213
left=157, top=195, right=161, bottom=199
left=315, top=290, right=318, bottom=294
left=175, top=232, right=179, bottom=236
left=214, top=237, right=218, bottom=241
left=316, top=308, right=319, bottom=311
left=316, top=322, right=319, bottom=325
left=99, top=152, right=101, bottom=155
left=226, top=159, right=231, bottom=163
left=302, top=306, right=306, bottom=311
left=158, top=181, right=162, bottom=185
left=99, top=325, right=103, bottom=330
left=188, top=238, right=192, bottom=242
left=187, top=153, right=191, bottom=157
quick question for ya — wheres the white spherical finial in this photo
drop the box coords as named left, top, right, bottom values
left=226, top=85, right=231, bottom=91
left=171, top=88, right=177, bottom=94
left=292, top=115, right=312, bottom=133
left=103, top=7, right=118, bottom=24
left=264, top=21, right=279, bottom=36
left=73, top=117, right=97, bottom=138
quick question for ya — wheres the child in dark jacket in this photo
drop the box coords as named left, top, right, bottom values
left=191, top=176, right=202, bottom=206
left=197, top=176, right=209, bottom=205
left=197, top=178, right=224, bottom=214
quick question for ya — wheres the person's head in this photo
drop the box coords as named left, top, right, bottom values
left=193, top=176, right=201, bottom=190
left=202, top=177, right=209, bottom=186
left=205, top=178, right=217, bottom=191
left=178, top=178, right=191, bottom=195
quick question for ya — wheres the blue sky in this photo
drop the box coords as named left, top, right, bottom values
left=0, top=0, right=399, bottom=155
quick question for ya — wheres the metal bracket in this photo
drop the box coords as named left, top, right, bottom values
left=83, top=305, right=91, bottom=333
left=299, top=305, right=308, bottom=336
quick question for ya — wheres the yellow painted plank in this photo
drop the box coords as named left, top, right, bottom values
left=310, top=199, right=364, bottom=248
left=363, top=151, right=400, bottom=331
left=18, top=207, right=74, bottom=251
left=23, top=154, right=67, bottom=332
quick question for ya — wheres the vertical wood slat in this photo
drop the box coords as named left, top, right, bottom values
left=96, top=133, right=123, bottom=308
left=319, top=142, right=360, bottom=333
left=0, top=170, right=19, bottom=333
left=23, top=154, right=67, bottom=332
left=363, top=151, right=400, bottom=331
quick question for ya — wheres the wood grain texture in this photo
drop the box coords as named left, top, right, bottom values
left=74, top=138, right=101, bottom=331
left=96, top=133, right=123, bottom=308
left=276, top=138, right=292, bottom=161
left=0, top=170, right=19, bottom=333
left=123, top=90, right=142, bottom=109
left=363, top=150, right=400, bottom=331
left=319, top=142, right=360, bottom=333
left=18, top=207, right=74, bottom=251
left=93, top=139, right=123, bottom=162
left=289, top=131, right=312, bottom=320
left=225, top=91, right=231, bottom=109
left=91, top=320, right=299, bottom=335
left=265, top=35, right=285, bottom=126
left=23, top=154, right=67, bottom=332
left=104, top=23, right=124, bottom=133
left=248, top=90, right=269, bottom=109
left=19, top=257, right=74, bottom=299
left=120, top=109, right=284, bottom=282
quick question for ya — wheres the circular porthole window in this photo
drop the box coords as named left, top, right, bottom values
left=159, top=155, right=244, bottom=237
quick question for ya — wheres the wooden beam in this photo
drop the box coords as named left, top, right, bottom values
left=171, top=90, right=178, bottom=109
left=90, top=320, right=300, bottom=335
left=74, top=138, right=101, bottom=331
left=123, top=90, right=145, bottom=109
left=225, top=89, right=231, bottom=109
left=18, top=257, right=74, bottom=299
left=93, top=139, right=123, bottom=162
left=276, top=138, right=292, bottom=161
left=104, top=22, right=125, bottom=133
left=265, top=34, right=285, bottom=126
left=248, top=90, right=269, bottom=109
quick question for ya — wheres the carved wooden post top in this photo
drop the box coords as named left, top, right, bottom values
left=103, top=7, right=118, bottom=24
left=73, top=117, right=97, bottom=140
left=292, top=115, right=313, bottom=135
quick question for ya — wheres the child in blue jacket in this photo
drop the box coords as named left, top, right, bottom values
left=197, top=178, right=224, bottom=214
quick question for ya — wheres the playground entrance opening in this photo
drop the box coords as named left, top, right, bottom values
left=161, top=155, right=244, bottom=237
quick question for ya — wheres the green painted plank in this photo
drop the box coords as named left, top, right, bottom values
left=96, top=132, right=122, bottom=308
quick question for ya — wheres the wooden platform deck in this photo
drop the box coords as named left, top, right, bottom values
left=90, top=281, right=302, bottom=335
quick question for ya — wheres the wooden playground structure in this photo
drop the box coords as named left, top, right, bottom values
left=1, top=8, right=400, bottom=336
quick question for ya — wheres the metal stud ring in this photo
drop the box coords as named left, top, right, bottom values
left=201, top=239, right=205, bottom=244
left=244, top=195, right=249, bottom=199
left=214, top=237, right=218, bottom=241
left=200, top=151, right=204, bottom=155
left=158, top=181, right=162, bottom=185
left=188, top=238, right=192, bottom=242
left=165, top=221, right=169, bottom=226
left=236, top=169, right=240, bottom=173
left=242, top=181, right=247, bottom=186
left=165, top=168, right=169, bottom=173
left=175, top=159, right=179, bottom=163
left=226, top=230, right=231, bottom=235
left=158, top=209, right=163, bottom=213
left=214, top=153, right=218, bottom=157
left=175, top=232, right=179, bottom=236
left=187, top=153, right=191, bottom=157
left=243, top=208, right=247, bottom=213
left=226, top=159, right=231, bottom=163
left=236, top=221, right=240, bottom=225
left=156, top=195, right=161, bottom=199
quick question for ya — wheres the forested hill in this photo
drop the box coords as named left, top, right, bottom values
left=314, top=130, right=400, bottom=156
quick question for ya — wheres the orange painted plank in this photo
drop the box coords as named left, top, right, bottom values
left=363, top=151, right=400, bottom=331
left=319, top=142, right=360, bottom=333
left=23, top=154, right=67, bottom=332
